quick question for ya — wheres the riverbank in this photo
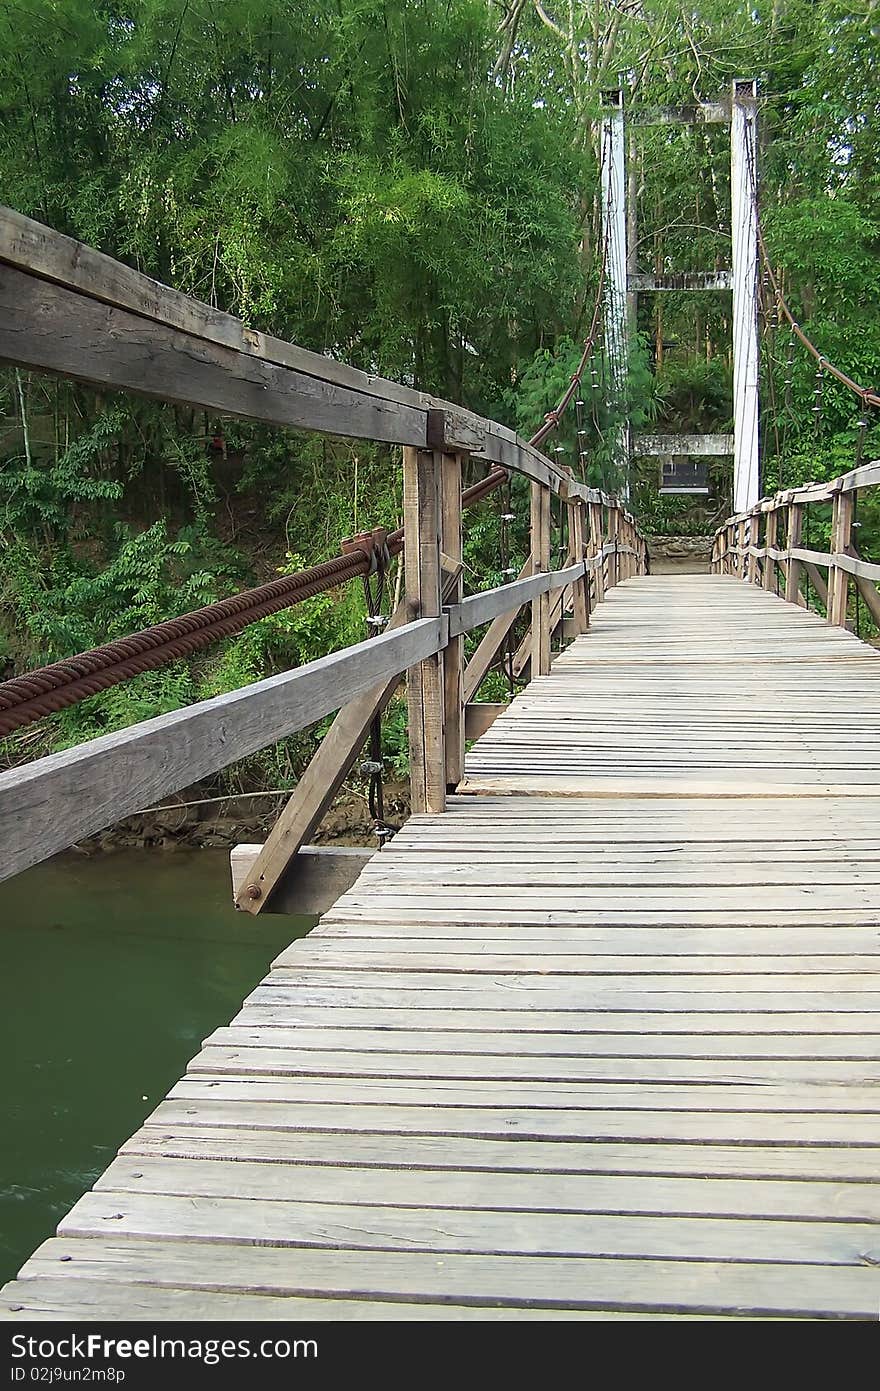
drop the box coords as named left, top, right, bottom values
left=67, top=779, right=412, bottom=855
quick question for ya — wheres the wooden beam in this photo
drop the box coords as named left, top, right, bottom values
left=235, top=564, right=462, bottom=913
left=0, top=262, right=427, bottom=449
left=569, top=501, right=590, bottom=634
left=442, top=454, right=464, bottom=791
left=828, top=490, right=854, bottom=627
left=804, top=562, right=829, bottom=608
left=530, top=483, right=551, bottom=677
left=853, top=572, right=880, bottom=630
left=629, top=102, right=730, bottom=126
left=464, top=703, right=507, bottom=740
left=762, top=509, right=777, bottom=591
left=447, top=563, right=584, bottom=637
left=231, top=845, right=372, bottom=917
left=514, top=585, right=566, bottom=681
left=737, top=518, right=748, bottom=580
left=590, top=503, right=606, bottom=604
left=785, top=503, right=804, bottom=605
left=404, top=448, right=445, bottom=814
left=0, top=616, right=445, bottom=885
left=460, top=557, right=532, bottom=703
left=629, top=272, right=732, bottom=292
left=747, top=510, right=761, bottom=585
left=634, top=433, right=734, bottom=456
left=0, top=208, right=566, bottom=490
left=607, top=505, right=621, bottom=589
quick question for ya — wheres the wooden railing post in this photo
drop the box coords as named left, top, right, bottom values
left=762, top=506, right=778, bottom=591
left=608, top=505, right=620, bottom=588
left=785, top=502, right=804, bottom=605
left=747, top=508, right=761, bottom=584
left=728, top=520, right=739, bottom=578
left=590, top=502, right=605, bottom=605
left=442, top=453, right=464, bottom=790
left=568, top=498, right=590, bottom=634
left=530, top=481, right=551, bottom=675
left=828, top=487, right=854, bottom=627
left=404, top=446, right=446, bottom=813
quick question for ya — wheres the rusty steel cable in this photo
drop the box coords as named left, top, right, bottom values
left=0, top=473, right=514, bottom=737
left=0, top=225, right=611, bottom=738
left=743, top=134, right=880, bottom=412
left=0, top=550, right=371, bottom=737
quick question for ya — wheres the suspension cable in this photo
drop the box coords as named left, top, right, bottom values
left=743, top=133, right=880, bottom=411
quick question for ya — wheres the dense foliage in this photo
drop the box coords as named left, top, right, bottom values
left=1, top=0, right=879, bottom=775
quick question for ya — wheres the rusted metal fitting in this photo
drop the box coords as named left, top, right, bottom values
left=341, top=528, right=390, bottom=575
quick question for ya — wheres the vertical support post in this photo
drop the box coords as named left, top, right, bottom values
left=785, top=502, right=804, bottom=605
left=608, top=505, right=621, bottom=588
left=403, top=446, right=445, bottom=814
left=747, top=509, right=761, bottom=584
left=828, top=488, right=854, bottom=627
left=568, top=498, right=590, bottom=634
left=762, top=507, right=777, bottom=591
left=737, top=517, right=748, bottom=580
left=441, top=452, right=464, bottom=790
left=731, top=78, right=760, bottom=513
left=591, top=502, right=606, bottom=604
left=600, top=88, right=630, bottom=499
left=530, top=481, right=551, bottom=676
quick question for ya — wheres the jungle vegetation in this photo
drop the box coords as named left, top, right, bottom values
left=1, top=0, right=878, bottom=789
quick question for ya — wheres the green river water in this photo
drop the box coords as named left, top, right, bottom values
left=0, top=850, right=313, bottom=1286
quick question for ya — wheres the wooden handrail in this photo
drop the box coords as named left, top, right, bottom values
left=711, top=458, right=880, bottom=631
left=0, top=616, right=446, bottom=885
left=0, top=206, right=564, bottom=493
left=0, top=205, right=650, bottom=899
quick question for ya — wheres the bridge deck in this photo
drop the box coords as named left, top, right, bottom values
left=3, top=574, right=880, bottom=1320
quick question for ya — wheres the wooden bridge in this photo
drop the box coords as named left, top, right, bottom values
left=1, top=209, right=880, bottom=1320
left=4, top=571, right=880, bottom=1320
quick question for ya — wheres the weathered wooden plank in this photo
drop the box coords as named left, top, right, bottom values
left=121, top=1127, right=880, bottom=1181
left=447, top=563, right=583, bottom=636
left=94, top=1155, right=880, bottom=1223
left=0, top=262, right=428, bottom=447
left=15, top=1237, right=879, bottom=1317
left=629, top=272, right=732, bottom=291
left=12, top=572, right=880, bottom=1322
left=168, top=1073, right=880, bottom=1112
left=0, top=1277, right=649, bottom=1321
left=188, top=1044, right=880, bottom=1086
left=230, top=1005, right=880, bottom=1034
left=230, top=845, right=370, bottom=917
left=149, top=1095, right=880, bottom=1144
left=0, top=207, right=568, bottom=486
left=461, top=556, right=532, bottom=702
left=530, top=482, right=552, bottom=677
left=442, top=453, right=465, bottom=789
left=207, top=1023, right=880, bottom=1060
left=0, top=617, right=444, bottom=884
left=404, top=448, right=445, bottom=814
left=57, top=1189, right=880, bottom=1265
left=634, top=433, right=734, bottom=456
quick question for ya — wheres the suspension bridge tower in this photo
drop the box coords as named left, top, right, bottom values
left=599, top=79, right=760, bottom=513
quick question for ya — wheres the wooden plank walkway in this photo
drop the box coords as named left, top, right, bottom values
left=3, top=574, right=880, bottom=1320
